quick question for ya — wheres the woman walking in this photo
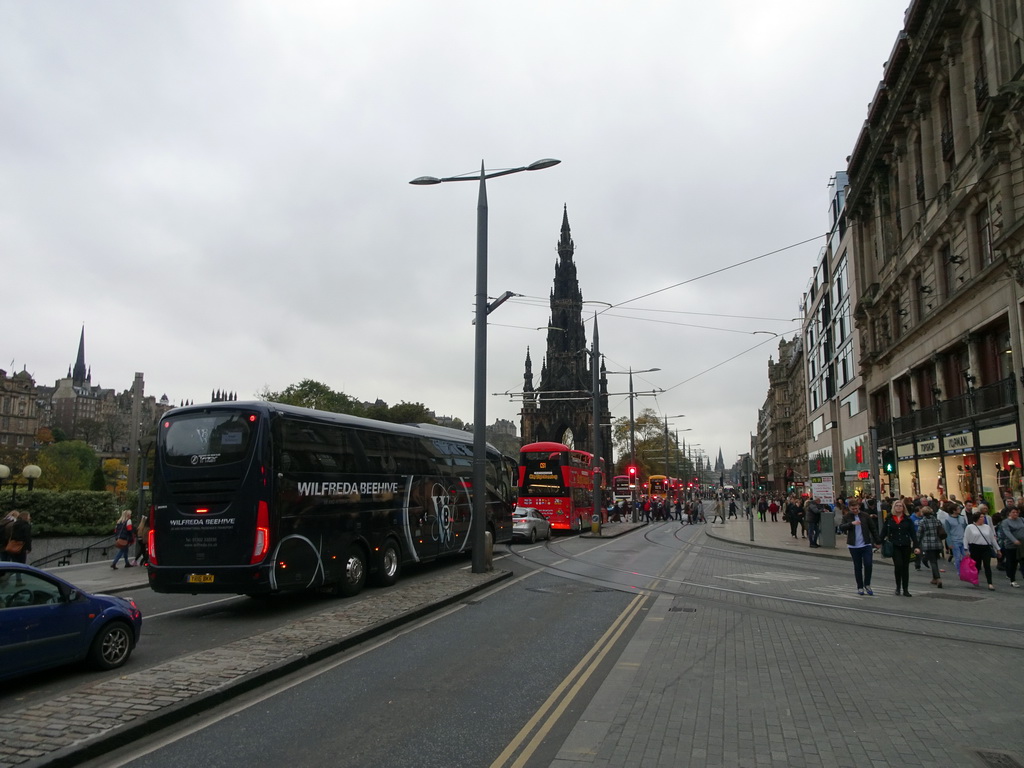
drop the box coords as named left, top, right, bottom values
left=133, top=511, right=150, bottom=567
left=6, top=511, right=31, bottom=565
left=111, top=510, right=135, bottom=569
left=838, top=498, right=880, bottom=595
left=881, top=499, right=920, bottom=596
left=997, top=507, right=1024, bottom=588
left=917, top=506, right=945, bottom=588
left=964, top=509, right=1001, bottom=590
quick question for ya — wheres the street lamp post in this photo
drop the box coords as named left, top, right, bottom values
left=411, top=158, right=560, bottom=573
left=607, top=367, right=660, bottom=521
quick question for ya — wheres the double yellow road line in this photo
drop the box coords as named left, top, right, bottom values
left=489, top=591, right=650, bottom=768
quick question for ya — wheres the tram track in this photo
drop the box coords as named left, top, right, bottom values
left=502, top=522, right=1024, bottom=651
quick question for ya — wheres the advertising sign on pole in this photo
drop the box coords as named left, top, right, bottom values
left=810, top=475, right=835, bottom=505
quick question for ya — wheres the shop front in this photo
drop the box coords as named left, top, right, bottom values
left=914, top=436, right=944, bottom=500
left=943, top=429, right=979, bottom=504
left=975, top=422, right=1021, bottom=508
left=841, top=433, right=871, bottom=499
left=895, top=441, right=914, bottom=498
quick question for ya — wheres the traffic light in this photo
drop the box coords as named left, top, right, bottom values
left=881, top=448, right=896, bottom=474
left=627, top=465, right=637, bottom=487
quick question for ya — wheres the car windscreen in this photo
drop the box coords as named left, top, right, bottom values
left=161, top=411, right=256, bottom=468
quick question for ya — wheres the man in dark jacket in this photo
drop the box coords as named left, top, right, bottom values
left=838, top=500, right=881, bottom=595
left=806, top=498, right=823, bottom=548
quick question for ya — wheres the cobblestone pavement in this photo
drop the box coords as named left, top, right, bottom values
left=550, top=513, right=1024, bottom=768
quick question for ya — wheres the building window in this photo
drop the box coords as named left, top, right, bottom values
left=837, top=344, right=854, bottom=388
left=976, top=205, right=994, bottom=268
left=939, top=242, right=956, bottom=298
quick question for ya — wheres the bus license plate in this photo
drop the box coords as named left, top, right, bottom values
left=187, top=574, right=215, bottom=584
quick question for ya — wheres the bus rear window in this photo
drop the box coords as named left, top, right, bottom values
left=162, top=412, right=255, bottom=467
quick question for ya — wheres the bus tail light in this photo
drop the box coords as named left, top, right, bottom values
left=147, top=506, right=157, bottom=565
left=251, top=501, right=270, bottom=564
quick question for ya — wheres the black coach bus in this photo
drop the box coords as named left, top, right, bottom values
left=147, top=401, right=515, bottom=597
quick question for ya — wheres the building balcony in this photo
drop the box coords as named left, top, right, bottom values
left=880, top=376, right=1017, bottom=441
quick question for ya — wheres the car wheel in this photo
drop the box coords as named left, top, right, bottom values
left=371, top=539, right=401, bottom=587
left=89, top=621, right=134, bottom=670
left=529, top=527, right=537, bottom=544
left=333, top=545, right=367, bottom=597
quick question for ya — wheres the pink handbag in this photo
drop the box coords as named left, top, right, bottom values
left=959, top=556, right=979, bottom=586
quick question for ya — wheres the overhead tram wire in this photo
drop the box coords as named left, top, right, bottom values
left=508, top=164, right=1023, bottom=324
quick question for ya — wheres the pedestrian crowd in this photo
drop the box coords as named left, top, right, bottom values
left=744, top=490, right=1024, bottom=597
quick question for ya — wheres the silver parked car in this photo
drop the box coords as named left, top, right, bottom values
left=512, top=508, right=551, bottom=543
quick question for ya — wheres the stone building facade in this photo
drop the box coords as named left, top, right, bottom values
left=758, top=336, right=807, bottom=495
left=0, top=368, right=39, bottom=458
left=847, top=0, right=1024, bottom=506
left=802, top=172, right=872, bottom=501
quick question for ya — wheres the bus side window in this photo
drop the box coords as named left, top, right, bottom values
left=389, top=435, right=431, bottom=476
left=280, top=418, right=362, bottom=475
left=352, top=430, right=397, bottom=474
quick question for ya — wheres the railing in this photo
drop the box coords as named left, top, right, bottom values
left=31, top=535, right=120, bottom=568
left=885, top=376, right=1017, bottom=441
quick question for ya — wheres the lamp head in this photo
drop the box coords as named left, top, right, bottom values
left=527, top=158, right=561, bottom=171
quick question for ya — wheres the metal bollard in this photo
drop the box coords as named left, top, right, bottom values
left=591, top=513, right=602, bottom=536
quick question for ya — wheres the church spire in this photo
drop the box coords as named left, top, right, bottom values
left=72, top=326, right=87, bottom=386
left=557, top=204, right=574, bottom=262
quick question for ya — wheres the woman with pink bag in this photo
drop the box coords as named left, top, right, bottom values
left=963, top=509, right=1001, bottom=590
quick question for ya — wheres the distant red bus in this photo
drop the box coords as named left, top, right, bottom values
left=517, top=442, right=597, bottom=532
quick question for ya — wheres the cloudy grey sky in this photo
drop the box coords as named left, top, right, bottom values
left=2, top=1, right=906, bottom=464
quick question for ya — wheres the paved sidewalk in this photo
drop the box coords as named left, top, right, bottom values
left=702, top=513, right=850, bottom=559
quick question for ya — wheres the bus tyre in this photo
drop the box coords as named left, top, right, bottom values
left=372, top=539, right=401, bottom=587
left=336, top=546, right=367, bottom=597
left=89, top=621, right=134, bottom=670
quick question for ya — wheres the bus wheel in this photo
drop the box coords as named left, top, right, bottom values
left=335, top=546, right=367, bottom=597
left=371, top=539, right=401, bottom=587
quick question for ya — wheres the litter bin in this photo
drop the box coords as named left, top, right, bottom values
left=591, top=513, right=602, bottom=535
left=819, top=507, right=836, bottom=548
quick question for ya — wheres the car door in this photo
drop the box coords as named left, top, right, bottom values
left=0, top=571, right=89, bottom=675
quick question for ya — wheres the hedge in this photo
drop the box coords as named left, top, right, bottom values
left=0, top=490, right=145, bottom=536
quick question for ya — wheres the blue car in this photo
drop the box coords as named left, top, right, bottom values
left=0, top=562, right=143, bottom=681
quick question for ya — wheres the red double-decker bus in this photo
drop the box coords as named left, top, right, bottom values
left=517, top=442, right=597, bottom=533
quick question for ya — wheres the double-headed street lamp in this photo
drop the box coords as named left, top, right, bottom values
left=0, top=464, right=42, bottom=503
left=607, top=367, right=660, bottom=521
left=411, top=158, right=560, bottom=573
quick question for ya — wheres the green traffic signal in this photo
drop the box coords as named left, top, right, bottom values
left=881, top=448, right=896, bottom=474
